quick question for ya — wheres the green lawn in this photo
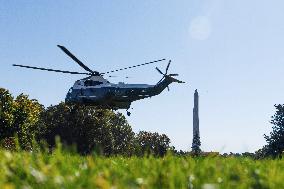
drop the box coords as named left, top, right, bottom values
left=0, top=149, right=283, bottom=189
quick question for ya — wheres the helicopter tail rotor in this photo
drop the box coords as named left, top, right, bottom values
left=156, top=60, right=185, bottom=88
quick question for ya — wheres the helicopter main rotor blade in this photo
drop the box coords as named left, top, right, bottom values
left=57, top=45, right=99, bottom=75
left=13, top=64, right=90, bottom=75
left=102, top=59, right=166, bottom=74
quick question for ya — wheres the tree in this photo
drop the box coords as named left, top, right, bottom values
left=0, top=88, right=15, bottom=139
left=135, top=131, right=171, bottom=156
left=0, top=88, right=43, bottom=149
left=191, top=133, right=201, bottom=155
left=262, top=104, right=284, bottom=158
left=38, top=103, right=136, bottom=155
left=13, top=94, right=43, bottom=149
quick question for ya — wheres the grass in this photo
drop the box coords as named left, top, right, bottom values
left=0, top=148, right=283, bottom=189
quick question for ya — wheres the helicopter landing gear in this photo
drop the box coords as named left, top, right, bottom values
left=126, top=110, right=131, bottom=116
left=126, top=107, right=133, bottom=116
left=126, top=108, right=133, bottom=116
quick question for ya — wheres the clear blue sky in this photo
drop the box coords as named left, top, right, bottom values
left=1, top=0, right=284, bottom=153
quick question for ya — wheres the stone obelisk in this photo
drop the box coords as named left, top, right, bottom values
left=192, top=89, right=201, bottom=152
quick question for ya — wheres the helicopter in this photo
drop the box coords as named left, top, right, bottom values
left=13, top=45, right=185, bottom=116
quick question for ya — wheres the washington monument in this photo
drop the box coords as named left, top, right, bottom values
left=192, top=89, right=201, bottom=153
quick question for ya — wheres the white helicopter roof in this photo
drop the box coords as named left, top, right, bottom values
left=72, top=75, right=154, bottom=89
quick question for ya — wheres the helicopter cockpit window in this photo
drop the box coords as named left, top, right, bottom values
left=68, top=88, right=73, bottom=93
left=84, top=80, right=103, bottom=86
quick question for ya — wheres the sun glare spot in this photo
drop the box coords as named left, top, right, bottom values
left=189, top=16, right=212, bottom=40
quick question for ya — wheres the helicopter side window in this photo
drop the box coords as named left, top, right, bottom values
left=84, top=80, right=92, bottom=86
left=84, top=80, right=103, bottom=86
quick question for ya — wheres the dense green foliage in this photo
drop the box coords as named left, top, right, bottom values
left=38, top=103, right=136, bottom=155
left=256, top=104, right=284, bottom=158
left=37, top=103, right=172, bottom=156
left=135, top=131, right=171, bottom=156
left=0, top=148, right=283, bottom=189
left=0, top=88, right=43, bottom=150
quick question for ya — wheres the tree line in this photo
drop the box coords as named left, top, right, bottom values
left=1, top=87, right=284, bottom=158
